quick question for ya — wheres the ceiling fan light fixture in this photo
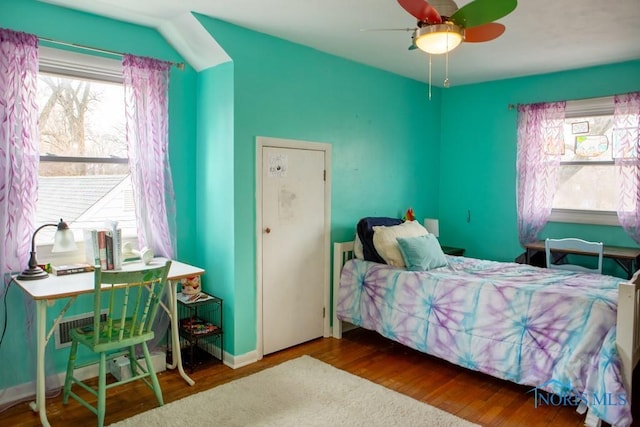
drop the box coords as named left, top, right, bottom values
left=414, top=23, right=463, bottom=54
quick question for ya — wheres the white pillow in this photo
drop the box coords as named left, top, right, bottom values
left=353, top=233, right=364, bottom=259
left=372, top=220, right=429, bottom=267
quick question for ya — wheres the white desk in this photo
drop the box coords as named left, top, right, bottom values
left=12, top=258, right=204, bottom=427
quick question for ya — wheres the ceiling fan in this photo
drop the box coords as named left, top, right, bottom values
left=398, top=0, right=517, bottom=54
left=395, top=0, right=517, bottom=91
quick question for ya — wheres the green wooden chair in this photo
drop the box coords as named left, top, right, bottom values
left=63, top=260, right=172, bottom=427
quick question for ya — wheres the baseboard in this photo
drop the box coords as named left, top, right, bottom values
left=0, top=363, right=99, bottom=408
left=0, top=349, right=260, bottom=408
left=225, top=349, right=259, bottom=369
left=0, top=352, right=165, bottom=408
left=178, top=341, right=257, bottom=369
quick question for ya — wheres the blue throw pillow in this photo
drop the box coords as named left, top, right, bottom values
left=396, top=234, right=448, bottom=271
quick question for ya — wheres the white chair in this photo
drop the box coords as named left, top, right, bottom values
left=544, top=238, right=603, bottom=274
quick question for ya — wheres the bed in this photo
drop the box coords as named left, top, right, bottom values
left=332, top=239, right=640, bottom=427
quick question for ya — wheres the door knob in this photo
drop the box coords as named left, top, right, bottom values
left=265, top=227, right=271, bottom=234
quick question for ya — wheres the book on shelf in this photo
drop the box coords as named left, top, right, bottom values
left=83, top=221, right=123, bottom=271
left=97, top=230, right=108, bottom=269
left=104, top=220, right=122, bottom=270
left=51, top=263, right=95, bottom=276
left=177, top=292, right=213, bottom=304
left=83, top=229, right=99, bottom=267
left=104, top=231, right=115, bottom=270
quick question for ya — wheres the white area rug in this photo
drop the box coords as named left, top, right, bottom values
left=110, top=355, right=478, bottom=427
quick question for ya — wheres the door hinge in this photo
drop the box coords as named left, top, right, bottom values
left=323, top=307, right=326, bottom=318
left=323, top=170, right=326, bottom=181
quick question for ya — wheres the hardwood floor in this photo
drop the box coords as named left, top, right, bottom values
left=1, top=328, right=637, bottom=426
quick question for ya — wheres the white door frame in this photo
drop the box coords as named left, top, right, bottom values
left=255, top=136, right=332, bottom=359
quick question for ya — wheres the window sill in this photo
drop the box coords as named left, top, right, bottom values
left=549, top=209, right=620, bottom=226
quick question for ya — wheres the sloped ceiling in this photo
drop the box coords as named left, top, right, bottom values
left=39, top=0, right=640, bottom=86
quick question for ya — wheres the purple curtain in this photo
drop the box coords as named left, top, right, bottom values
left=122, top=55, right=176, bottom=259
left=614, top=92, right=640, bottom=244
left=516, top=101, right=566, bottom=246
left=0, top=28, right=54, bottom=413
left=0, top=29, right=39, bottom=282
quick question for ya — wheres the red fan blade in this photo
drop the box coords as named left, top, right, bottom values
left=397, top=0, right=442, bottom=24
left=464, top=23, right=506, bottom=42
left=451, top=0, right=517, bottom=29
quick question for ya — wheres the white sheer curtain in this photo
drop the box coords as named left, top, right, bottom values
left=0, top=28, right=60, bottom=412
left=614, top=92, right=640, bottom=244
left=122, top=54, right=177, bottom=351
left=516, top=101, right=566, bottom=246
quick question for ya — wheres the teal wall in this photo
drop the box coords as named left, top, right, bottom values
left=0, top=0, right=198, bottom=386
left=195, top=62, right=236, bottom=352
left=439, top=60, right=640, bottom=276
left=194, top=14, right=439, bottom=355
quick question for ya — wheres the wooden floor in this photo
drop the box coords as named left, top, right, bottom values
left=1, top=328, right=637, bottom=426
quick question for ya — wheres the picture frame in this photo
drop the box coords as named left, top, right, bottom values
left=574, top=135, right=608, bottom=157
left=571, top=121, right=589, bottom=134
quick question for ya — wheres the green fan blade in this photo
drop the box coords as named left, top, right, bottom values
left=450, top=0, right=517, bottom=29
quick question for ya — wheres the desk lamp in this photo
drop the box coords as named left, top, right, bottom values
left=17, top=218, right=77, bottom=280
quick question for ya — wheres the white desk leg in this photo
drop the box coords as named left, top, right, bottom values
left=168, top=280, right=194, bottom=386
left=29, top=300, right=51, bottom=426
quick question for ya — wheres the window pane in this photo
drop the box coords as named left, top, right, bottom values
left=38, top=73, right=126, bottom=158
left=552, top=111, right=617, bottom=216
left=36, top=71, right=136, bottom=245
left=37, top=169, right=136, bottom=243
left=553, top=164, right=618, bottom=211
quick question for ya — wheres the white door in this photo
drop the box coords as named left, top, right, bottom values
left=261, top=145, right=326, bottom=355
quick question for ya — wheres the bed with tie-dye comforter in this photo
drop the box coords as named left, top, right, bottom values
left=336, top=256, right=632, bottom=426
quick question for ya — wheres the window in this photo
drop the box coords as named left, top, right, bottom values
left=35, top=47, right=136, bottom=246
left=550, top=96, right=620, bottom=225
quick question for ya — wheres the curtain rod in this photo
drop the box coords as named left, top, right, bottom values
left=507, top=93, right=631, bottom=111
left=38, top=36, right=185, bottom=70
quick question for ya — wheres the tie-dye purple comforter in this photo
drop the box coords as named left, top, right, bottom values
left=336, top=256, right=631, bottom=426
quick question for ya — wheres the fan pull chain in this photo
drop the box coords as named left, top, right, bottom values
left=444, top=26, right=450, bottom=88
left=444, top=51, right=450, bottom=88
left=428, top=54, right=432, bottom=100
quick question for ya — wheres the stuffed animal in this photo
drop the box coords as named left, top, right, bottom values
left=181, top=276, right=201, bottom=295
left=404, top=207, right=416, bottom=222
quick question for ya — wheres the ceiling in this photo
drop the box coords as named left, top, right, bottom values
left=40, top=0, right=640, bottom=87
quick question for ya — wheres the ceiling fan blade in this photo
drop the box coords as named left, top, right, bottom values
left=397, top=0, right=442, bottom=24
left=450, top=0, right=517, bottom=29
left=464, top=23, right=506, bottom=42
